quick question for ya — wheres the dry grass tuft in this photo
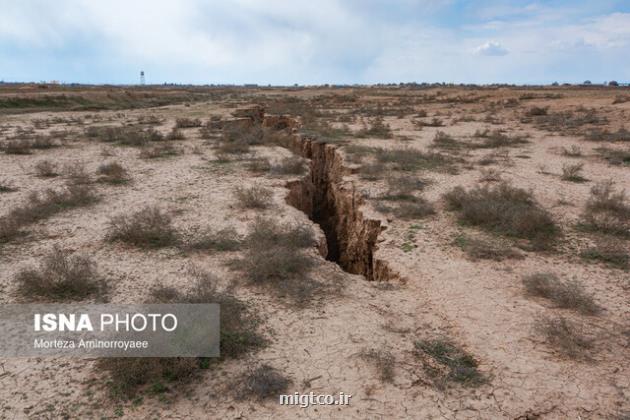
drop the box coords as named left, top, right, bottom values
left=561, top=162, right=587, bottom=182
left=34, top=160, right=59, bottom=178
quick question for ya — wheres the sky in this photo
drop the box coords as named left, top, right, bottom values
left=1, top=0, right=630, bottom=85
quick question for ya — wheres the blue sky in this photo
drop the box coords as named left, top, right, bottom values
left=1, top=0, right=629, bottom=85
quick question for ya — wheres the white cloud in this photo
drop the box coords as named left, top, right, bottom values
left=474, top=41, right=509, bottom=56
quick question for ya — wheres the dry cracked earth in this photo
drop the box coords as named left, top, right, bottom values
left=0, top=85, right=629, bottom=419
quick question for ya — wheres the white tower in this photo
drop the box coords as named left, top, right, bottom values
left=140, top=71, right=145, bottom=85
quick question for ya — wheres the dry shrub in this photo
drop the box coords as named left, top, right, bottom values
left=99, top=269, right=266, bottom=399
left=535, top=316, right=594, bottom=359
left=586, top=128, right=630, bottom=142
left=0, top=181, right=17, bottom=193
left=175, top=117, right=202, bottom=128
left=86, top=126, right=163, bottom=146
left=359, top=349, right=395, bottom=383
left=562, top=145, right=583, bottom=157
left=443, top=182, right=558, bottom=248
left=478, top=168, right=502, bottom=182
left=233, top=185, right=273, bottom=209
left=107, top=206, right=179, bottom=248
left=270, top=156, right=306, bottom=175
left=246, top=157, right=272, bottom=173
left=236, top=217, right=319, bottom=302
left=378, top=198, right=435, bottom=220
left=355, top=115, right=393, bottom=139
left=473, top=129, right=529, bottom=148
left=431, top=131, right=460, bottom=150
left=4, top=184, right=97, bottom=231
left=525, top=106, right=549, bottom=116
left=561, top=162, right=587, bottom=182
left=579, top=181, right=630, bottom=237
left=184, top=227, right=242, bottom=252
left=454, top=235, right=521, bottom=261
left=596, top=146, right=630, bottom=166
left=2, top=140, right=32, bottom=155
left=15, top=247, right=107, bottom=301
left=64, top=162, right=91, bottom=184
left=374, top=147, right=454, bottom=172
left=580, top=242, right=629, bottom=270
left=236, top=365, right=292, bottom=400
left=522, top=272, right=600, bottom=315
left=97, top=162, right=129, bottom=184
left=414, top=338, right=485, bottom=388
left=139, top=143, right=180, bottom=159
left=166, top=127, right=185, bottom=140
left=34, top=160, right=59, bottom=178
left=359, top=162, right=386, bottom=180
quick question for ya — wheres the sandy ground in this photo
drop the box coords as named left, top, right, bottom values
left=0, top=87, right=629, bottom=419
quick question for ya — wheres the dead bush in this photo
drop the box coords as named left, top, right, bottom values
left=236, top=365, right=292, bottom=400
left=535, top=316, right=593, bottom=359
left=432, top=131, right=461, bottom=150
left=359, top=349, right=395, bottom=383
left=233, top=185, right=273, bottom=209
left=443, top=182, right=558, bottom=247
left=107, top=206, right=179, bottom=248
left=34, top=160, right=59, bottom=178
left=579, top=181, right=630, bottom=237
left=15, top=247, right=107, bottom=301
left=97, top=162, right=129, bottom=184
left=525, top=106, right=549, bottom=116
left=86, top=126, right=163, bottom=146
left=414, top=338, right=485, bottom=388
left=522, top=272, right=600, bottom=315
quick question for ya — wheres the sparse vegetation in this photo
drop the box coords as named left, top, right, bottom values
left=270, top=156, right=306, bottom=175
left=522, top=272, right=600, bottom=315
left=107, top=206, right=179, bottom=248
